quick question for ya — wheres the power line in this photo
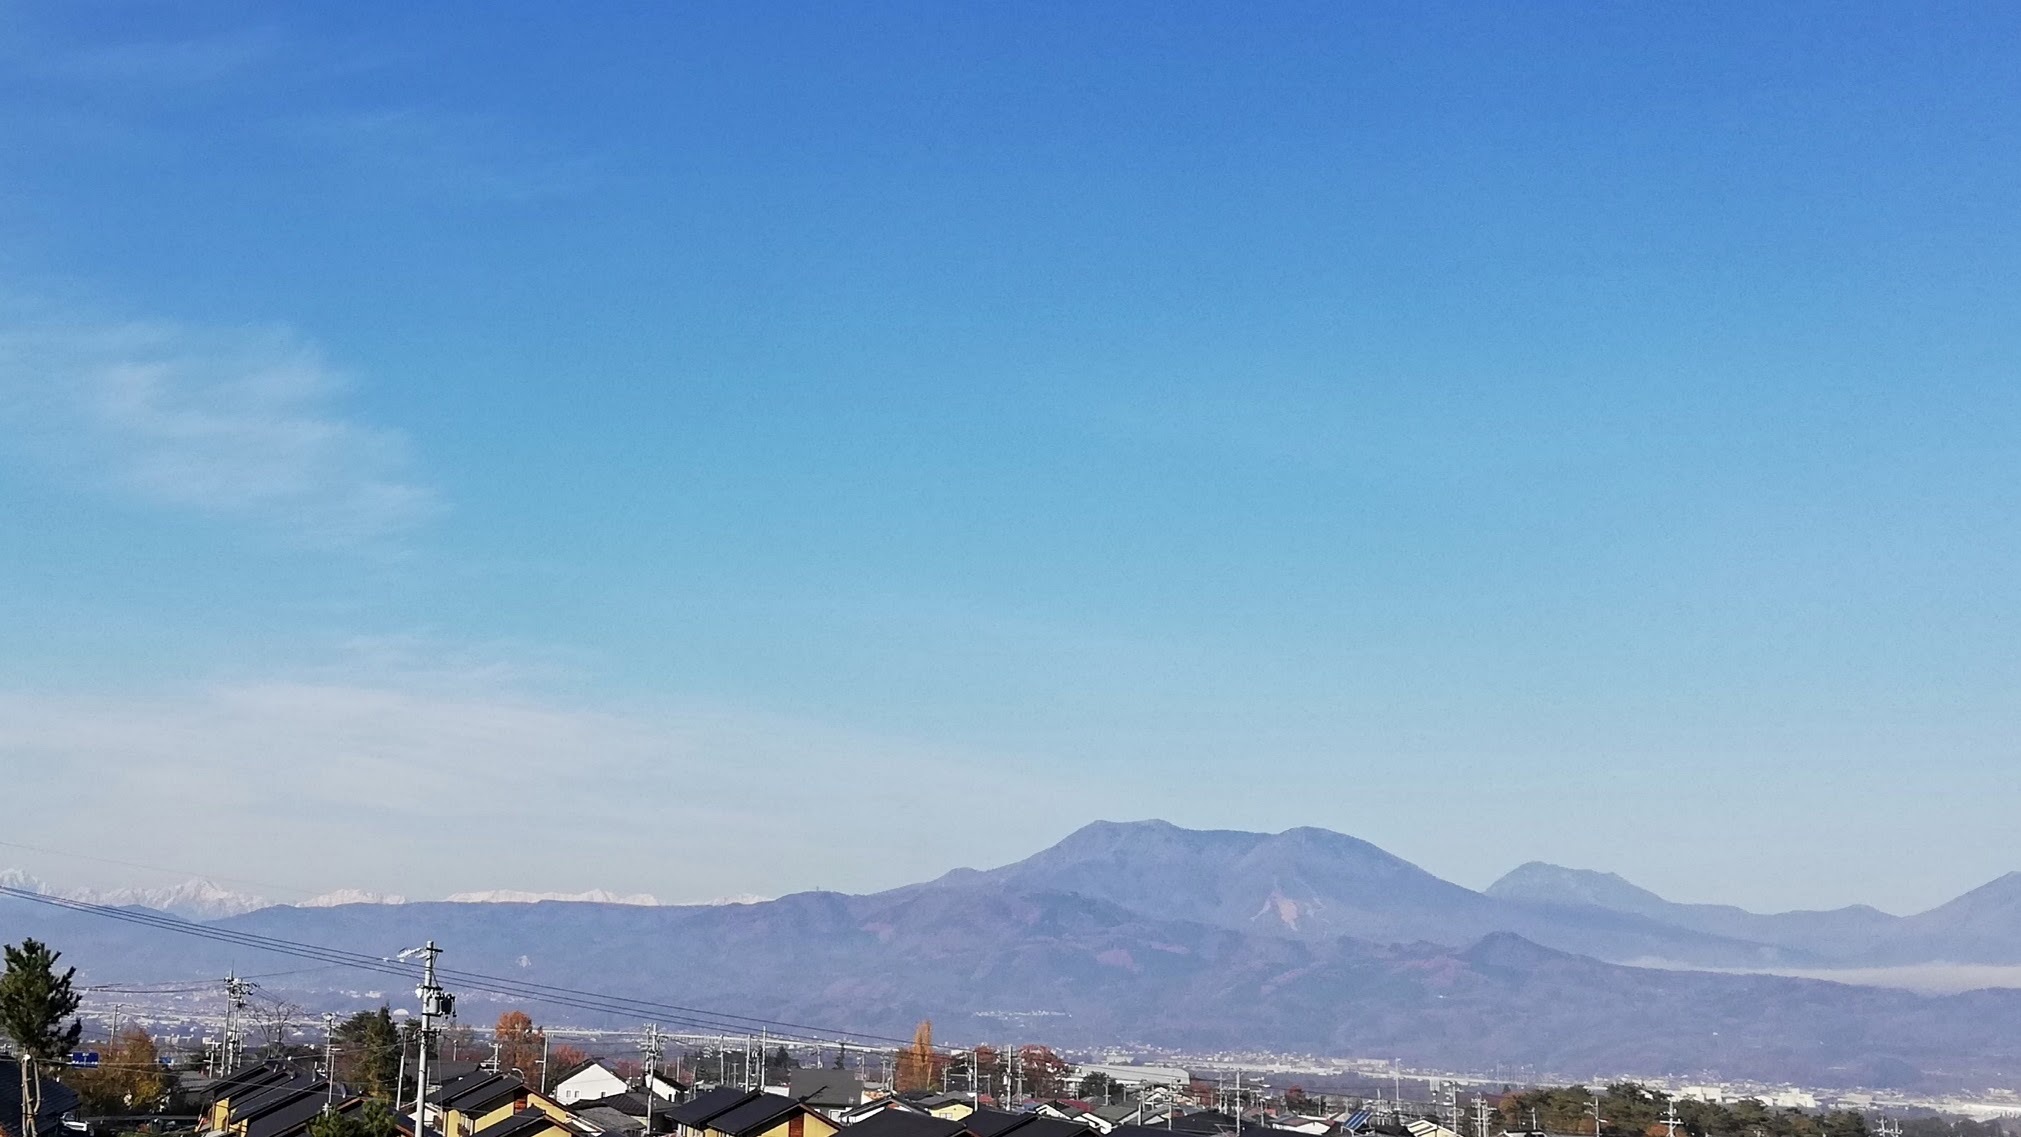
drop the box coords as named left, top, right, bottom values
left=82, top=964, right=348, bottom=994
left=0, top=839, right=317, bottom=897
left=0, top=886, right=946, bottom=1056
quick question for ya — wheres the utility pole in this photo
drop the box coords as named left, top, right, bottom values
left=1234, top=1071, right=1242, bottom=1136
left=1586, top=1092, right=1604, bottom=1137
left=323, top=1013, right=339, bottom=1112
left=540, top=1032, right=552, bottom=1094
left=411, top=942, right=454, bottom=1137
left=1476, top=1095, right=1494, bottom=1137
left=220, top=974, right=251, bottom=1073
left=1662, top=1103, right=1681, bottom=1137
left=486, top=1040, right=502, bottom=1074
left=641, top=1025, right=663, bottom=1137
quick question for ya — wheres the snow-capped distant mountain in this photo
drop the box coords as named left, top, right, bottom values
left=443, top=888, right=662, bottom=905
left=94, top=879, right=272, bottom=918
left=0, top=868, right=271, bottom=919
left=4, top=869, right=682, bottom=913
left=297, top=888, right=409, bottom=907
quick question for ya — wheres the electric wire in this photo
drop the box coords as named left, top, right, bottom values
left=2, top=886, right=964, bottom=1056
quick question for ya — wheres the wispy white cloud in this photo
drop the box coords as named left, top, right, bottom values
left=0, top=316, right=439, bottom=545
left=0, top=17, right=586, bottom=205
left=290, top=107, right=595, bottom=205
left=0, top=671, right=1057, bottom=902
left=26, top=27, right=283, bottom=87
left=321, top=631, right=595, bottom=694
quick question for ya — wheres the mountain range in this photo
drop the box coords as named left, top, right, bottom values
left=0, top=872, right=704, bottom=918
left=7, top=820, right=2021, bottom=1091
left=0, top=868, right=274, bottom=920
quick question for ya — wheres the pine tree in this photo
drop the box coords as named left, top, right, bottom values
left=334, top=1007, right=403, bottom=1100
left=0, top=940, right=83, bottom=1137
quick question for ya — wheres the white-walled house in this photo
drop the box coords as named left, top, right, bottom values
left=554, top=1061, right=631, bottom=1105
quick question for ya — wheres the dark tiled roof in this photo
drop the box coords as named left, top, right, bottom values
left=960, top=1111, right=1034, bottom=1137
left=1168, top=1114, right=1238, bottom=1136
left=0, top=1059, right=81, bottom=1137
left=788, top=1070, right=864, bottom=1107
left=844, top=1111, right=967, bottom=1137
left=1007, top=1119, right=1093, bottom=1137
left=245, top=1096, right=415, bottom=1137
left=245, top=1091, right=346, bottom=1137
left=471, top=1110, right=571, bottom=1137
left=574, top=1107, right=645, bottom=1135
left=705, top=1095, right=805, bottom=1137
left=667, top=1087, right=759, bottom=1129
left=1107, top=1126, right=1176, bottom=1137
left=576, top=1092, right=655, bottom=1117
left=232, top=1083, right=327, bottom=1124
left=435, top=1073, right=528, bottom=1112
left=212, top=1061, right=311, bottom=1102
left=432, top=1069, right=497, bottom=1100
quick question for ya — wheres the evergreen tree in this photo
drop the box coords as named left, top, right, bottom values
left=0, top=940, right=84, bottom=1137
left=334, top=1007, right=402, bottom=1100
left=307, top=1099, right=401, bottom=1137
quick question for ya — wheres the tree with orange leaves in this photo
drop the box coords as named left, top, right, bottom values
left=895, top=1021, right=945, bottom=1092
left=494, top=1011, right=546, bottom=1079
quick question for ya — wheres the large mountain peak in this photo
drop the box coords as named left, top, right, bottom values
left=0, top=868, right=269, bottom=920
left=1908, top=870, right=2021, bottom=928
left=956, top=819, right=1486, bottom=944
left=1485, top=861, right=1674, bottom=917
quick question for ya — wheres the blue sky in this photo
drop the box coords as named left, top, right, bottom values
left=2, top=3, right=2018, bottom=913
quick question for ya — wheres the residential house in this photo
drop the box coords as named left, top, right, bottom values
left=840, top=1112, right=968, bottom=1137
left=645, top=1074, right=691, bottom=1105
left=468, top=1108, right=587, bottom=1137
left=0, top=1058, right=82, bottom=1137
left=667, top=1088, right=758, bottom=1137
left=665, top=1090, right=837, bottom=1137
left=201, top=1062, right=325, bottom=1135
left=1067, top=1070, right=1191, bottom=1094
left=572, top=1105, right=645, bottom=1137
left=958, top=1111, right=1033, bottom=1137
left=1033, top=1104, right=1095, bottom=1128
left=895, top=1094, right=972, bottom=1123
left=828, top=1099, right=917, bottom=1129
left=1164, top=1111, right=1239, bottom=1137
left=568, top=1091, right=687, bottom=1137
left=788, top=1072, right=864, bottom=1112
left=554, top=1064, right=632, bottom=1107
left=429, top=1069, right=579, bottom=1137
left=957, top=1111, right=1093, bottom=1137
